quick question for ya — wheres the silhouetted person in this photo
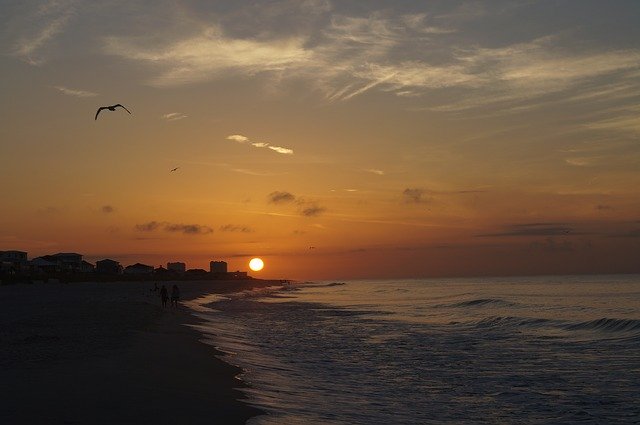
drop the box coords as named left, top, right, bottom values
left=151, top=282, right=159, bottom=292
left=171, top=285, right=180, bottom=308
left=160, top=285, right=169, bottom=308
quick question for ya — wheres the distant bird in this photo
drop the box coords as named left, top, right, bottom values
left=170, top=167, right=180, bottom=172
left=309, top=246, right=316, bottom=250
left=95, top=104, right=132, bottom=120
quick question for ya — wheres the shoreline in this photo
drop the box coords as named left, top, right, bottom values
left=0, top=279, right=287, bottom=424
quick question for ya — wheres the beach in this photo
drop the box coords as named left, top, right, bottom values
left=0, top=279, right=284, bottom=425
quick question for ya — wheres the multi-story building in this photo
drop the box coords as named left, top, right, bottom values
left=210, top=260, right=228, bottom=274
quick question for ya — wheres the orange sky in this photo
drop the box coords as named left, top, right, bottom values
left=1, top=1, right=639, bottom=280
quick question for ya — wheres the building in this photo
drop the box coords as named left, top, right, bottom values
left=30, top=257, right=59, bottom=274
left=48, top=253, right=83, bottom=272
left=167, top=262, right=186, bottom=273
left=228, top=271, right=248, bottom=279
left=0, top=250, right=28, bottom=274
left=79, top=260, right=95, bottom=273
left=210, top=261, right=227, bottom=274
left=123, top=263, right=154, bottom=275
left=96, top=259, right=123, bottom=274
left=0, top=250, right=28, bottom=264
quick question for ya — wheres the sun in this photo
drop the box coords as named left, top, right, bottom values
left=249, top=257, right=264, bottom=271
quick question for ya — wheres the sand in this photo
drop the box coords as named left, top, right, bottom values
left=0, top=279, right=285, bottom=425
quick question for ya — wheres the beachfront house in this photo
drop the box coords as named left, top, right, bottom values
left=48, top=253, right=83, bottom=272
left=1, top=250, right=29, bottom=274
left=96, top=259, right=123, bottom=274
left=0, top=250, right=28, bottom=265
left=123, top=263, right=154, bottom=275
left=167, top=262, right=186, bottom=273
left=30, top=257, right=60, bottom=274
left=79, top=260, right=95, bottom=273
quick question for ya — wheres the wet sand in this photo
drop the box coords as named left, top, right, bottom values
left=0, top=279, right=285, bottom=424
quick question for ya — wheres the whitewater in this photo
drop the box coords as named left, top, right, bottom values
left=188, top=275, right=640, bottom=424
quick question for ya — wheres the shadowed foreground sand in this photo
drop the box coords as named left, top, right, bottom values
left=0, top=279, right=285, bottom=425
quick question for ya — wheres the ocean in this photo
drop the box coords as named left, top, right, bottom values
left=187, top=275, right=640, bottom=424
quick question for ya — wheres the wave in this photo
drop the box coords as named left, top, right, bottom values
left=474, top=316, right=553, bottom=329
left=562, top=317, right=640, bottom=333
left=472, top=316, right=640, bottom=337
left=441, top=298, right=516, bottom=308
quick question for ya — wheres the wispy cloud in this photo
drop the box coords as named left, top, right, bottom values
left=300, top=204, right=326, bottom=217
left=164, top=223, right=213, bottom=235
left=364, top=168, right=385, bottom=175
left=402, top=188, right=430, bottom=204
left=104, top=26, right=311, bottom=87
left=13, top=0, right=78, bottom=65
left=162, top=112, right=188, bottom=121
left=268, top=146, right=294, bottom=155
left=94, top=1, right=637, bottom=124
left=219, top=224, right=254, bottom=233
left=53, top=86, right=98, bottom=97
left=135, top=221, right=213, bottom=235
left=227, top=134, right=249, bottom=143
left=101, top=205, right=115, bottom=214
left=478, top=223, right=574, bottom=237
left=268, top=191, right=296, bottom=204
left=226, top=134, right=294, bottom=155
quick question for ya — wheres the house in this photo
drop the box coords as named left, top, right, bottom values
left=0, top=250, right=28, bottom=265
left=96, top=259, right=123, bottom=274
left=123, top=263, right=154, bottom=275
left=30, top=257, right=60, bottom=274
left=0, top=250, right=28, bottom=273
left=48, top=253, right=83, bottom=272
left=167, top=262, right=186, bottom=273
left=79, top=260, right=95, bottom=273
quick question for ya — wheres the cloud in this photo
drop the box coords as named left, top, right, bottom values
left=364, top=168, right=385, bottom=175
left=13, top=0, right=78, bottom=65
left=595, top=204, right=613, bottom=211
left=98, top=3, right=640, bottom=117
left=164, top=223, right=213, bottom=235
left=268, top=191, right=296, bottom=204
left=227, top=134, right=294, bottom=155
left=53, top=86, right=98, bottom=97
left=162, top=112, right=188, bottom=121
left=219, top=224, right=254, bottom=233
left=36, top=206, right=59, bottom=215
left=227, top=134, right=249, bottom=143
left=134, top=221, right=213, bottom=235
left=104, top=26, right=311, bottom=87
left=101, top=205, right=115, bottom=214
left=565, top=157, right=598, bottom=167
left=268, top=146, right=294, bottom=155
left=478, top=223, right=574, bottom=237
left=528, top=238, right=574, bottom=253
left=135, top=221, right=161, bottom=232
left=300, top=204, right=326, bottom=217
left=402, top=188, right=430, bottom=204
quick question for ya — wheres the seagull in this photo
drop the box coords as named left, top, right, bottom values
left=170, top=167, right=180, bottom=172
left=95, top=104, right=132, bottom=120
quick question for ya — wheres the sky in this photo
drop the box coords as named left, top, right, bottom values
left=1, top=0, right=639, bottom=280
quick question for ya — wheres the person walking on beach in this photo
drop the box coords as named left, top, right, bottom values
left=171, top=284, right=180, bottom=308
left=160, top=285, right=169, bottom=308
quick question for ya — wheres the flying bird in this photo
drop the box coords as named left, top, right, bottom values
left=95, top=104, right=132, bottom=120
left=170, top=167, right=180, bottom=172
